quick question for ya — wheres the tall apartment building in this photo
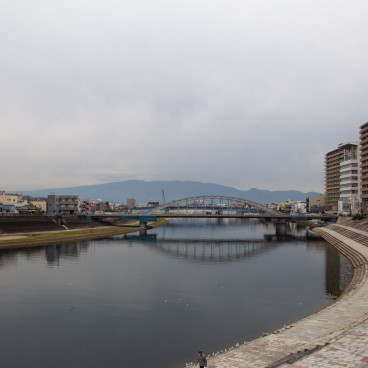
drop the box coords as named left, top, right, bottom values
left=338, top=142, right=359, bottom=215
left=325, top=147, right=343, bottom=212
left=127, top=198, right=136, bottom=209
left=325, top=142, right=359, bottom=214
left=360, top=122, right=368, bottom=214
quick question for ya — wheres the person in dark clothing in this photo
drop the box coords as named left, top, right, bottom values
left=196, top=350, right=207, bottom=368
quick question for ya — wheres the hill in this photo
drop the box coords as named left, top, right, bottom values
left=20, top=180, right=320, bottom=205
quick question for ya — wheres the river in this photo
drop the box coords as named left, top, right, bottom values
left=0, top=218, right=353, bottom=368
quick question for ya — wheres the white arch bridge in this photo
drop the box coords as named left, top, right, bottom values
left=88, top=195, right=336, bottom=226
left=144, top=195, right=282, bottom=217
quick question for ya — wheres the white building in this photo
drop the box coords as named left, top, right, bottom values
left=292, top=201, right=307, bottom=214
left=338, top=142, right=359, bottom=216
left=47, top=194, right=80, bottom=216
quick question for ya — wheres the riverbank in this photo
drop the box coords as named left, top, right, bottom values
left=200, top=223, right=368, bottom=368
left=0, top=217, right=167, bottom=250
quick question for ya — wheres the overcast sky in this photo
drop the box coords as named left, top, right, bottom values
left=1, top=0, right=367, bottom=193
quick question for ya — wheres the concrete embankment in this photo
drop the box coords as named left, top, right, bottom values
left=199, top=224, right=368, bottom=368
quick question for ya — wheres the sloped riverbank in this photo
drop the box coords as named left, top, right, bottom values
left=0, top=216, right=167, bottom=250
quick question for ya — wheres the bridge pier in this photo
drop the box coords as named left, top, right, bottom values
left=139, top=221, right=148, bottom=236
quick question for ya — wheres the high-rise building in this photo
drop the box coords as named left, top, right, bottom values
left=325, top=142, right=359, bottom=214
left=338, top=142, right=359, bottom=215
left=127, top=198, right=136, bottom=209
left=325, top=147, right=343, bottom=212
left=360, top=122, right=368, bottom=214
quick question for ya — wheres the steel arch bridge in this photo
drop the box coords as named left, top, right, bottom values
left=144, top=195, right=282, bottom=216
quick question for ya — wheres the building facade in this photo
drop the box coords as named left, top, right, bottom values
left=80, top=200, right=96, bottom=213
left=308, top=194, right=326, bottom=213
left=127, top=198, right=136, bottom=209
left=325, top=147, right=343, bottom=212
left=0, top=191, right=22, bottom=205
left=29, top=199, right=47, bottom=212
left=338, top=142, right=359, bottom=216
left=276, top=199, right=293, bottom=213
left=291, top=201, right=307, bottom=214
left=325, top=142, right=360, bottom=214
left=360, top=122, right=368, bottom=215
left=47, top=195, right=80, bottom=216
left=0, top=205, right=18, bottom=215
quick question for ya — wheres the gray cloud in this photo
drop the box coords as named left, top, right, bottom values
left=1, top=0, right=367, bottom=192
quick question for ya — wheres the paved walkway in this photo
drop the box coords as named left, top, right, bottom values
left=190, top=225, right=368, bottom=368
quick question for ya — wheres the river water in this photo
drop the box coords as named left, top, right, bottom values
left=0, top=218, right=353, bottom=368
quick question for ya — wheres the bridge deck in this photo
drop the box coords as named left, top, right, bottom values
left=91, top=213, right=336, bottom=221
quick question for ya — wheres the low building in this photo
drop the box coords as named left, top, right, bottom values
left=0, top=191, right=22, bottom=205
left=147, top=201, right=160, bottom=208
left=265, top=203, right=278, bottom=211
left=29, top=199, right=47, bottom=213
left=308, top=194, right=326, bottom=213
left=47, top=195, right=80, bottom=216
left=80, top=200, right=96, bottom=213
left=276, top=199, right=294, bottom=213
left=0, top=205, right=18, bottom=215
left=95, top=201, right=112, bottom=213
left=16, top=204, right=38, bottom=215
left=292, top=201, right=307, bottom=214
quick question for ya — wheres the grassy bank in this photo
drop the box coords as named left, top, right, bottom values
left=0, top=219, right=168, bottom=250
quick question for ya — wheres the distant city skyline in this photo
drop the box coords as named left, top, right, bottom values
left=1, top=1, right=367, bottom=193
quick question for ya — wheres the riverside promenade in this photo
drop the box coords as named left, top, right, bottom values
left=198, top=224, right=368, bottom=368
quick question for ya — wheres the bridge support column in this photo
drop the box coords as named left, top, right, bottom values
left=139, top=221, right=148, bottom=236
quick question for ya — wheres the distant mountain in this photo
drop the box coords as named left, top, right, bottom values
left=20, top=180, right=320, bottom=205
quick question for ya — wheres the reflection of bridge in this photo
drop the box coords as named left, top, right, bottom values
left=117, top=230, right=322, bottom=264
left=117, top=234, right=273, bottom=263
left=150, top=240, right=266, bottom=263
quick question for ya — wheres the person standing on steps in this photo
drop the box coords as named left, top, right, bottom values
left=196, top=350, right=207, bottom=368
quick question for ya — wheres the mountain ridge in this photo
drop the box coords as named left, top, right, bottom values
left=20, top=180, right=321, bottom=205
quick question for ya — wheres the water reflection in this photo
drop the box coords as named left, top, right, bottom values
left=176, top=220, right=350, bottom=300
left=45, top=241, right=89, bottom=266
left=117, top=220, right=329, bottom=265
left=0, top=241, right=90, bottom=268
left=0, top=220, right=354, bottom=301
left=325, top=244, right=354, bottom=298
